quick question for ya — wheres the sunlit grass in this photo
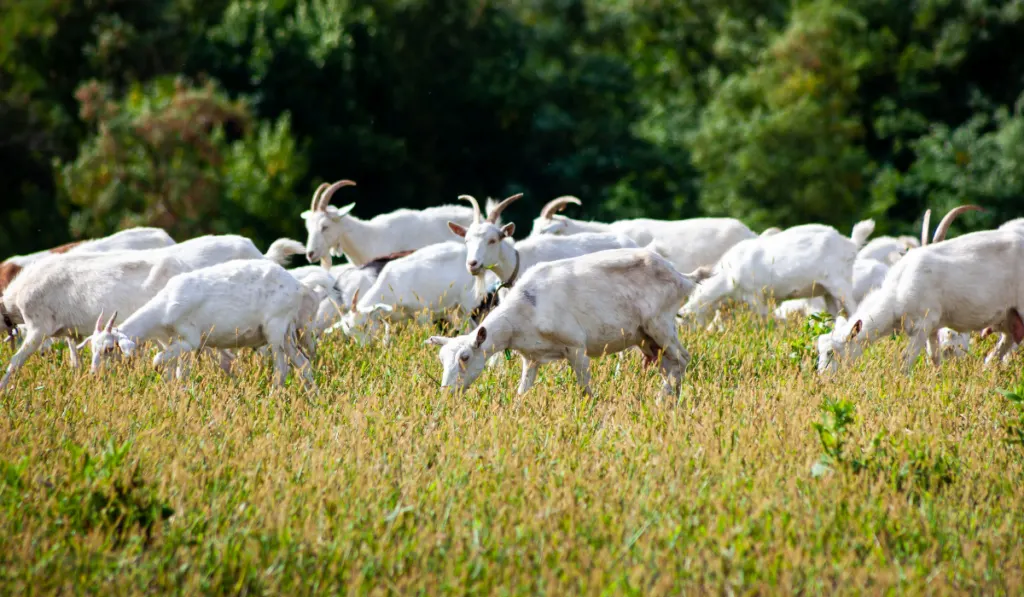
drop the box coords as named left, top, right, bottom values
left=1, top=308, right=1022, bottom=594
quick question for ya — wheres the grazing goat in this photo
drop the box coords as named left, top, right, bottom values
left=0, top=251, right=193, bottom=391
left=447, top=193, right=638, bottom=304
left=426, top=248, right=698, bottom=398
left=679, top=220, right=876, bottom=327
left=338, top=242, right=500, bottom=344
left=301, top=180, right=495, bottom=267
left=815, top=205, right=1016, bottom=374
left=527, top=196, right=756, bottom=273
left=86, top=260, right=317, bottom=389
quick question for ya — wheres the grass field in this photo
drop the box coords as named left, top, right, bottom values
left=1, top=309, right=1023, bottom=594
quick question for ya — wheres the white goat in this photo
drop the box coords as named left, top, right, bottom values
left=426, top=248, right=698, bottom=397
left=446, top=194, right=638, bottom=298
left=679, top=220, right=876, bottom=327
left=785, top=207, right=977, bottom=356
left=300, top=180, right=497, bottom=267
left=816, top=211, right=1021, bottom=374
left=528, top=196, right=756, bottom=273
left=338, top=242, right=499, bottom=344
left=0, top=251, right=193, bottom=391
left=86, top=260, right=317, bottom=389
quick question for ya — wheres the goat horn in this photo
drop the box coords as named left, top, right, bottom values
left=920, top=209, right=932, bottom=247
left=105, top=310, right=118, bottom=332
left=932, top=205, right=983, bottom=243
left=539, top=195, right=582, bottom=219
left=310, top=182, right=330, bottom=212
left=95, top=310, right=105, bottom=333
left=487, top=192, right=523, bottom=223
left=318, top=179, right=357, bottom=211
left=458, top=195, right=482, bottom=223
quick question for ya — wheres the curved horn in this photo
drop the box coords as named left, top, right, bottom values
left=310, top=182, right=330, bottom=212
left=539, top=195, right=582, bottom=219
left=932, top=205, right=983, bottom=243
left=105, top=311, right=118, bottom=332
left=458, top=195, right=482, bottom=223
left=920, top=209, right=932, bottom=247
left=486, top=192, right=523, bottom=223
left=95, top=310, right=105, bottom=333
left=318, top=179, right=357, bottom=211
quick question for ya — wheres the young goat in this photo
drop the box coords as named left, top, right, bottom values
left=447, top=193, right=638, bottom=303
left=87, top=260, right=317, bottom=389
left=679, top=220, right=876, bottom=327
left=426, top=248, right=698, bottom=398
left=815, top=205, right=1019, bottom=374
left=300, top=180, right=496, bottom=267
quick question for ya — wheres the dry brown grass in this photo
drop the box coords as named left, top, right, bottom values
left=1, top=311, right=1023, bottom=594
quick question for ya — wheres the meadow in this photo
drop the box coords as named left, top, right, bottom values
left=1, top=309, right=1023, bottom=594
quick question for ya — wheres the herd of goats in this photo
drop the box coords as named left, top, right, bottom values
left=0, top=178, right=1021, bottom=397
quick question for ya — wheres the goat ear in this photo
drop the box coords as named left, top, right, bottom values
left=847, top=319, right=863, bottom=341
left=76, top=335, right=93, bottom=351
left=501, top=223, right=515, bottom=237
left=448, top=222, right=467, bottom=238
left=331, top=202, right=356, bottom=219
left=300, top=210, right=313, bottom=220
left=105, top=310, right=117, bottom=332
left=474, top=326, right=487, bottom=348
left=95, top=310, right=105, bottom=333
left=425, top=336, right=449, bottom=346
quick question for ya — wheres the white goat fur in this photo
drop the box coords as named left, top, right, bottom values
left=87, top=260, right=317, bottom=388
left=339, top=241, right=499, bottom=344
left=857, top=235, right=920, bottom=265
left=817, top=228, right=1024, bottom=374
left=529, top=197, right=756, bottom=273
left=300, top=179, right=499, bottom=267
left=2, top=227, right=175, bottom=267
left=427, top=248, right=698, bottom=397
left=680, top=221, right=875, bottom=327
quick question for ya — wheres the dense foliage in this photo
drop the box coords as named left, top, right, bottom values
left=2, top=0, right=1022, bottom=257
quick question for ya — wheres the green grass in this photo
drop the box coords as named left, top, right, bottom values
left=1, top=309, right=1023, bottom=594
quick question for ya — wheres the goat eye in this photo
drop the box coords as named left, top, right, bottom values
left=320, top=225, right=328, bottom=232
left=488, top=239, right=496, bottom=245
left=460, top=353, right=470, bottom=362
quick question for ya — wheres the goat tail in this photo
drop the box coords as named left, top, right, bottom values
left=850, top=219, right=876, bottom=248
left=265, top=238, right=306, bottom=265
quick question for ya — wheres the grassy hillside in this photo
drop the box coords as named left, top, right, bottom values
left=1, top=311, right=1023, bottom=594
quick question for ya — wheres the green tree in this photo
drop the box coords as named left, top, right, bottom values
left=56, top=76, right=307, bottom=245
left=690, top=0, right=877, bottom=230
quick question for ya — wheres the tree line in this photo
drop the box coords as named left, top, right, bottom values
left=2, top=0, right=1022, bottom=259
